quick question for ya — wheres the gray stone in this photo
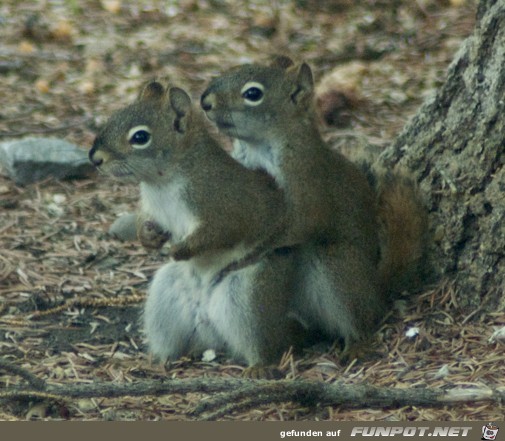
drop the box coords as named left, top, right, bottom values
left=108, top=212, right=138, bottom=242
left=0, top=137, right=95, bottom=185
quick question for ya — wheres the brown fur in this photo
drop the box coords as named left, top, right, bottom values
left=202, top=59, right=430, bottom=358
left=89, top=82, right=288, bottom=261
left=89, top=82, right=301, bottom=376
left=376, top=171, right=429, bottom=299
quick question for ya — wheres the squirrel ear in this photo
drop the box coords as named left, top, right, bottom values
left=169, top=87, right=191, bottom=115
left=270, top=55, right=294, bottom=70
left=290, top=62, right=314, bottom=106
left=168, top=87, right=192, bottom=133
left=139, top=81, right=165, bottom=101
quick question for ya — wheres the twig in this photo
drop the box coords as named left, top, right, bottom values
left=199, top=391, right=292, bottom=420
left=0, top=390, right=62, bottom=402
left=0, top=358, right=46, bottom=391
left=200, top=395, right=268, bottom=421
left=27, top=292, right=144, bottom=320
left=192, top=382, right=283, bottom=415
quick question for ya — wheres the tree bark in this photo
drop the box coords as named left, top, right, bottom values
left=378, top=0, right=505, bottom=310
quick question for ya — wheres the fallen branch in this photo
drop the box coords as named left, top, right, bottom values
left=0, top=359, right=46, bottom=391
left=0, top=363, right=503, bottom=419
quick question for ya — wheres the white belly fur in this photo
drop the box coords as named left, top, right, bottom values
left=140, top=178, right=200, bottom=243
left=144, top=258, right=259, bottom=363
left=140, top=176, right=261, bottom=362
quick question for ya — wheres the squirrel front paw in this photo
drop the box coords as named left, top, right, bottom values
left=168, top=242, right=193, bottom=261
left=138, top=220, right=170, bottom=250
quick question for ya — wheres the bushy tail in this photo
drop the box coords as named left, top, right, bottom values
left=375, top=170, right=429, bottom=300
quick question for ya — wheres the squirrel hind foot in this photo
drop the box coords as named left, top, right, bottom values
left=339, top=338, right=382, bottom=365
left=241, top=365, right=283, bottom=380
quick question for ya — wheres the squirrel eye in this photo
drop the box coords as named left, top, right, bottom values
left=242, top=87, right=263, bottom=101
left=240, top=82, right=265, bottom=106
left=128, top=125, right=152, bottom=149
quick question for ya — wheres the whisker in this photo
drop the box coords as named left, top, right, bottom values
left=125, top=160, right=148, bottom=180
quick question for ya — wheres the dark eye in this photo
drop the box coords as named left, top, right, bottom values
left=127, top=125, right=152, bottom=149
left=240, top=82, right=265, bottom=106
left=242, top=87, right=263, bottom=101
left=131, top=130, right=150, bottom=144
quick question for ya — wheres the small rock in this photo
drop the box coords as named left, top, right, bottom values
left=77, top=399, right=97, bottom=412
left=0, top=137, right=94, bottom=186
left=108, top=212, right=138, bottom=241
left=202, top=349, right=217, bottom=362
left=405, top=326, right=420, bottom=338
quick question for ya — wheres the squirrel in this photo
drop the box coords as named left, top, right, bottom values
left=89, top=81, right=305, bottom=377
left=200, top=57, right=428, bottom=358
left=201, top=58, right=378, bottom=256
left=89, top=81, right=288, bottom=262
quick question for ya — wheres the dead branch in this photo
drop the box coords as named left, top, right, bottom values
left=0, top=363, right=503, bottom=419
left=192, top=381, right=505, bottom=420
left=0, top=359, right=46, bottom=391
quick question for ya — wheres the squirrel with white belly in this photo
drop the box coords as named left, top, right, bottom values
left=89, top=81, right=307, bottom=378
left=200, top=57, right=429, bottom=358
left=89, top=81, right=288, bottom=261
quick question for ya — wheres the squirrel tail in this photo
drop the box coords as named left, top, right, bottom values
left=374, top=170, right=429, bottom=300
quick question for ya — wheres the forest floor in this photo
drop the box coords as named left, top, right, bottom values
left=1, top=0, right=504, bottom=421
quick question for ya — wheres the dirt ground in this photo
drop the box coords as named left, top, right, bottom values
left=1, top=0, right=504, bottom=421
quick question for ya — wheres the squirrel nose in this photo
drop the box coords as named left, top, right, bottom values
left=89, top=147, right=104, bottom=167
left=200, top=91, right=214, bottom=112
left=91, top=156, right=103, bottom=167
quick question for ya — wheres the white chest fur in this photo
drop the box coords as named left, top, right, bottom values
left=231, top=139, right=286, bottom=188
left=140, top=178, right=200, bottom=242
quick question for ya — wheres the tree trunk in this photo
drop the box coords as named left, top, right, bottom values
left=378, top=0, right=505, bottom=311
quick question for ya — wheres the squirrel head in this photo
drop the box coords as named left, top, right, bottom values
left=200, top=56, right=314, bottom=144
left=89, top=81, right=193, bottom=183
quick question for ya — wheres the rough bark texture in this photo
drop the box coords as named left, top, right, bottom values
left=378, top=0, right=505, bottom=311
